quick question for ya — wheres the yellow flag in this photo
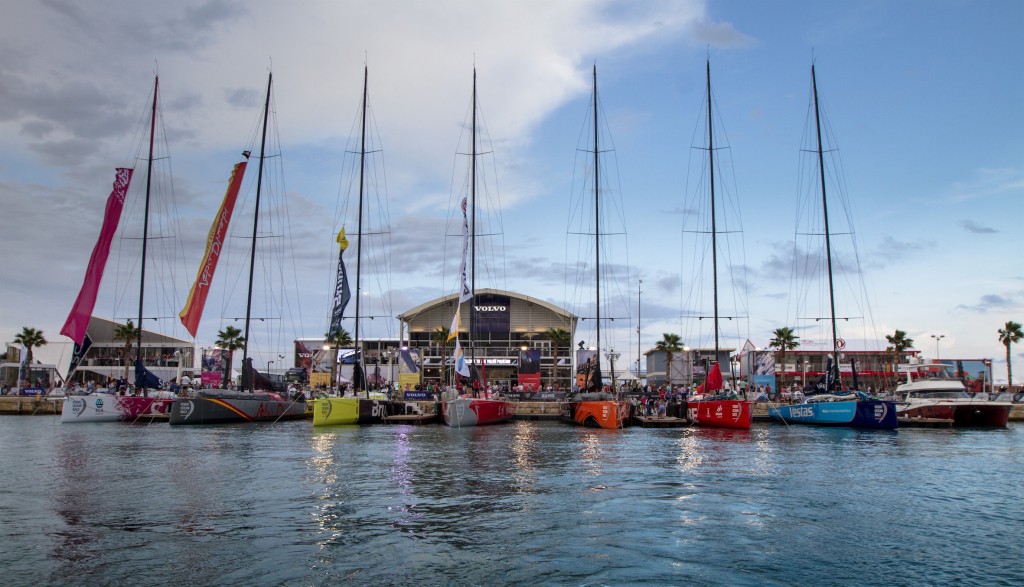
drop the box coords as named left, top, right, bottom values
left=337, top=226, right=349, bottom=251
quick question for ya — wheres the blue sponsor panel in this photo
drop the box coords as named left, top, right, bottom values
left=404, top=391, right=430, bottom=400
left=850, top=400, right=898, bottom=429
left=769, top=401, right=857, bottom=425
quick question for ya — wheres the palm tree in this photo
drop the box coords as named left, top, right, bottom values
left=654, top=333, right=683, bottom=385
left=113, top=320, right=140, bottom=382
left=545, top=327, right=571, bottom=388
left=324, top=328, right=352, bottom=391
left=215, top=325, right=245, bottom=387
left=431, top=326, right=451, bottom=383
left=884, top=329, right=914, bottom=389
left=13, top=327, right=46, bottom=386
left=768, top=327, right=799, bottom=389
left=998, top=321, right=1023, bottom=387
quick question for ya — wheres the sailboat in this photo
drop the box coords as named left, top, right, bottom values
left=441, top=68, right=515, bottom=427
left=169, top=72, right=307, bottom=425
left=683, top=60, right=753, bottom=430
left=561, top=66, right=631, bottom=430
left=767, top=64, right=897, bottom=430
left=60, top=76, right=178, bottom=423
left=314, top=66, right=399, bottom=426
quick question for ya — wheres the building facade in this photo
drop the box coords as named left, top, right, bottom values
left=395, top=288, right=577, bottom=389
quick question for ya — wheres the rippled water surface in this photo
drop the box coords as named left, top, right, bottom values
left=1, top=417, right=1021, bottom=586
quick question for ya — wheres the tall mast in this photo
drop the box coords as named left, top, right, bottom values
left=707, top=60, right=720, bottom=357
left=637, top=279, right=641, bottom=377
left=593, top=65, right=601, bottom=359
left=811, top=64, right=840, bottom=366
left=469, top=68, right=477, bottom=366
left=353, top=65, right=368, bottom=390
left=242, top=72, right=272, bottom=392
left=136, top=75, right=158, bottom=371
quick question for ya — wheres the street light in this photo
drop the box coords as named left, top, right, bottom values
left=930, top=334, right=946, bottom=360
left=267, top=360, right=274, bottom=374
left=605, top=349, right=621, bottom=394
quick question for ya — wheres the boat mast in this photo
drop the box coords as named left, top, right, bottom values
left=811, top=64, right=840, bottom=373
left=593, top=65, right=601, bottom=367
left=707, top=60, right=720, bottom=360
left=136, top=75, right=158, bottom=380
left=469, top=68, right=477, bottom=374
left=353, top=65, right=368, bottom=391
left=242, top=72, right=273, bottom=392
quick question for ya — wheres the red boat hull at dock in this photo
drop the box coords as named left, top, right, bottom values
left=688, top=399, right=752, bottom=430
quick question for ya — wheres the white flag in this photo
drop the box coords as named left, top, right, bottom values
left=453, top=339, right=470, bottom=377
left=458, top=197, right=472, bottom=303
left=448, top=305, right=461, bottom=342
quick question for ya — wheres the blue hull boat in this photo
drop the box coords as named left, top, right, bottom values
left=769, top=399, right=897, bottom=430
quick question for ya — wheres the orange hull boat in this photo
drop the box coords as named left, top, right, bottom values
left=564, top=399, right=630, bottom=429
left=687, top=399, right=752, bottom=430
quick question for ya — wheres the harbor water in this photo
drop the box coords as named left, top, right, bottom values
left=1, top=417, right=1021, bottom=586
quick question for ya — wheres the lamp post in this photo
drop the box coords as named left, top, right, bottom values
left=605, top=349, right=620, bottom=395
left=930, top=334, right=946, bottom=360
left=323, top=343, right=335, bottom=394
left=267, top=360, right=274, bottom=375
left=682, top=346, right=691, bottom=388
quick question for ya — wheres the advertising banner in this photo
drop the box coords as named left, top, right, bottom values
left=296, top=340, right=329, bottom=374
left=517, top=348, right=541, bottom=391
left=398, top=348, right=421, bottom=391
left=575, top=349, right=599, bottom=390
left=201, top=348, right=228, bottom=386
left=472, top=293, right=510, bottom=335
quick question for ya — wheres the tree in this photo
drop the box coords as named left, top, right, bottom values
left=13, top=327, right=47, bottom=386
left=431, top=326, right=451, bottom=383
left=545, top=327, right=571, bottom=388
left=113, top=321, right=140, bottom=382
left=884, top=329, right=914, bottom=389
left=654, top=333, right=683, bottom=385
left=768, top=327, right=799, bottom=389
left=324, top=328, right=352, bottom=391
left=998, top=321, right=1023, bottom=387
left=215, top=325, right=245, bottom=387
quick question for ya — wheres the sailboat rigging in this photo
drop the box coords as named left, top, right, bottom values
left=441, top=67, right=515, bottom=427
left=314, top=65, right=399, bottom=426
left=60, top=75, right=178, bottom=423
left=170, top=71, right=307, bottom=425
left=682, top=59, right=753, bottom=430
left=767, top=63, right=897, bottom=430
left=562, top=65, right=630, bottom=430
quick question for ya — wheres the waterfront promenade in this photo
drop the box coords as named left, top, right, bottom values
left=5, top=395, right=1024, bottom=421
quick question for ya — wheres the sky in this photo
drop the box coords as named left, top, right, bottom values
left=1, top=0, right=1022, bottom=383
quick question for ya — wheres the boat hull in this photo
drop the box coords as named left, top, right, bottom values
left=563, top=400, right=630, bottom=429
left=313, top=397, right=400, bottom=426
left=898, top=402, right=1010, bottom=428
left=168, top=390, right=307, bottom=425
left=688, top=399, right=752, bottom=430
left=442, top=397, right=514, bottom=427
left=769, top=399, right=897, bottom=430
left=60, top=394, right=174, bottom=423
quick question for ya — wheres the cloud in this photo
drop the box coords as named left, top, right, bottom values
left=687, top=19, right=755, bottom=48
left=956, top=294, right=1017, bottom=313
left=960, top=220, right=997, bottom=234
left=947, top=167, right=1024, bottom=203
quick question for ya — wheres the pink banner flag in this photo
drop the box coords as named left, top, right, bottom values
left=61, top=168, right=134, bottom=345
left=179, top=161, right=247, bottom=337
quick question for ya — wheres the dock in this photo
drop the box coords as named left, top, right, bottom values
left=384, top=413, right=440, bottom=425
left=633, top=415, right=690, bottom=428
left=0, top=396, right=62, bottom=415
left=898, top=417, right=954, bottom=428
